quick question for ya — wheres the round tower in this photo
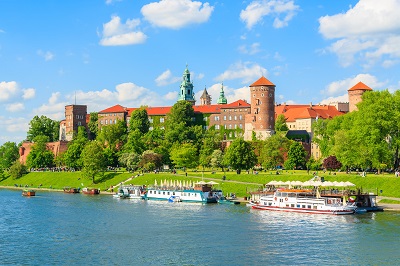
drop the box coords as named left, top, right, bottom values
left=245, top=76, right=275, bottom=140
left=348, top=81, right=372, bottom=112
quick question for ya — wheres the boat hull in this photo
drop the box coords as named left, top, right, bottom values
left=252, top=204, right=354, bottom=215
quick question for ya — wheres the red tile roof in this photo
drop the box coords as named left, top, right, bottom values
left=99, top=104, right=126, bottom=113
left=348, top=81, right=372, bottom=91
left=276, top=104, right=344, bottom=122
left=220, top=99, right=251, bottom=109
left=250, top=76, right=275, bottom=87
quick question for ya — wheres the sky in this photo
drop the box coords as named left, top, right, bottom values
left=1, top=0, right=400, bottom=145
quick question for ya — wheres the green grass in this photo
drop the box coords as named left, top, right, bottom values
left=1, top=169, right=400, bottom=198
left=379, top=199, right=400, bottom=204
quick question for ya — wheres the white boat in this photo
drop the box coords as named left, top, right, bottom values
left=144, top=181, right=222, bottom=203
left=113, top=185, right=145, bottom=199
left=252, top=189, right=357, bottom=215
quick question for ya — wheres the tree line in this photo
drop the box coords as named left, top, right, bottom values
left=3, top=90, right=396, bottom=181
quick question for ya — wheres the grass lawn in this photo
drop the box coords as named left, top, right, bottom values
left=1, top=169, right=399, bottom=198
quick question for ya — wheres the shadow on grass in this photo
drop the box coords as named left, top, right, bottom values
left=94, top=172, right=120, bottom=184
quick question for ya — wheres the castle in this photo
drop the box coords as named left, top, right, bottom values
left=20, top=65, right=373, bottom=164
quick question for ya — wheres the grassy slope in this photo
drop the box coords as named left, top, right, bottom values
left=1, top=170, right=399, bottom=198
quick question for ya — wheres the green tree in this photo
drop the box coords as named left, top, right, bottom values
left=87, top=112, right=98, bottom=140
left=129, top=107, right=150, bottom=134
left=26, top=135, right=54, bottom=168
left=123, top=129, right=146, bottom=154
left=81, top=141, right=106, bottom=183
left=118, top=152, right=141, bottom=172
left=210, top=149, right=225, bottom=171
left=165, top=101, right=195, bottom=129
left=27, top=115, right=59, bottom=142
left=199, top=130, right=220, bottom=169
left=8, top=160, right=27, bottom=179
left=97, top=120, right=127, bottom=150
left=0, top=142, right=19, bottom=169
left=284, top=141, right=307, bottom=170
left=139, top=150, right=163, bottom=169
left=275, top=114, right=289, bottom=132
left=63, top=126, right=88, bottom=169
left=223, top=138, right=257, bottom=174
left=142, top=128, right=165, bottom=150
left=259, top=134, right=291, bottom=169
left=170, top=143, right=198, bottom=169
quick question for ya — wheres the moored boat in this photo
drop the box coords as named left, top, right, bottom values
left=22, top=189, right=36, bottom=197
left=63, top=187, right=80, bottom=193
left=144, top=181, right=222, bottom=203
left=252, top=188, right=356, bottom=215
left=217, top=196, right=240, bottom=205
left=82, top=187, right=100, bottom=195
left=113, top=185, right=145, bottom=199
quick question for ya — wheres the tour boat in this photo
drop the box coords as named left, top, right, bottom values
left=252, top=189, right=357, bottom=215
left=113, top=185, right=145, bottom=199
left=144, top=181, right=222, bottom=203
left=63, top=187, right=80, bottom=193
left=22, top=189, right=35, bottom=197
left=82, top=187, right=100, bottom=195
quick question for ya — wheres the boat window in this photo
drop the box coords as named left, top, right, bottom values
left=297, top=204, right=300, bottom=208
left=268, top=203, right=272, bottom=206
left=282, top=192, right=288, bottom=198
left=163, top=192, right=165, bottom=195
left=158, top=191, right=161, bottom=194
left=276, top=192, right=281, bottom=197
left=307, top=205, right=311, bottom=209
left=313, top=206, right=317, bottom=209
left=291, top=204, right=295, bottom=207
left=302, top=205, right=306, bottom=208
left=167, top=192, right=170, bottom=195
left=288, top=193, right=296, bottom=197
left=173, top=192, right=175, bottom=195
left=285, top=204, right=289, bottom=207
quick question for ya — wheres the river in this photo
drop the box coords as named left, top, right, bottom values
left=1, top=189, right=400, bottom=265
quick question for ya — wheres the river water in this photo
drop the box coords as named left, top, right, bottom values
left=1, top=189, right=400, bottom=265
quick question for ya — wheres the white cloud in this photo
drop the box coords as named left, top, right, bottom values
left=22, top=88, right=35, bottom=100
left=240, top=0, right=299, bottom=30
left=319, top=0, right=400, bottom=67
left=238, top=42, right=261, bottom=55
left=321, top=73, right=385, bottom=97
left=34, top=92, right=66, bottom=121
left=0, top=81, right=19, bottom=101
left=37, top=50, right=55, bottom=61
left=155, top=69, right=180, bottom=86
left=214, top=61, right=268, bottom=85
left=105, top=0, right=122, bottom=5
left=99, top=16, right=147, bottom=46
left=141, top=0, right=214, bottom=29
left=195, top=83, right=250, bottom=105
left=6, top=103, right=24, bottom=112
left=319, top=94, right=349, bottom=105
left=164, top=91, right=178, bottom=101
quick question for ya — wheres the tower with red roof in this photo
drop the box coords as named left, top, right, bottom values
left=348, top=81, right=372, bottom=112
left=244, top=76, right=276, bottom=140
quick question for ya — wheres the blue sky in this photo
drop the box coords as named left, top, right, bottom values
left=1, top=0, right=399, bottom=145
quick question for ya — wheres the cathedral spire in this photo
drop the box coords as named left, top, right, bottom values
left=178, top=65, right=195, bottom=105
left=217, top=82, right=227, bottom=104
left=200, top=86, right=211, bottom=105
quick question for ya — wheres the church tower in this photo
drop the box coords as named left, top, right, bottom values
left=244, top=76, right=275, bottom=140
left=178, top=65, right=195, bottom=105
left=348, top=81, right=372, bottom=112
left=200, top=87, right=211, bottom=105
left=217, top=83, right=227, bottom=104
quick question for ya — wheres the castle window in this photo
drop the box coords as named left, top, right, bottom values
left=253, top=94, right=256, bottom=97
left=161, top=126, right=165, bottom=130
left=203, top=126, right=208, bottom=130
left=105, top=120, right=108, bottom=125
left=234, top=115, right=237, bottom=121
left=229, top=124, right=232, bottom=129
left=239, top=115, right=243, bottom=120
left=78, top=121, right=81, bottom=126
left=109, top=119, right=112, bottom=124
left=149, top=126, right=153, bottom=130
left=114, top=119, right=117, bottom=124
left=160, top=118, right=164, bottom=123
left=100, top=120, right=103, bottom=125
left=224, top=125, right=227, bottom=129
left=269, top=93, right=272, bottom=97
left=234, top=124, right=237, bottom=129
left=203, top=117, right=207, bottom=121
left=149, top=118, right=153, bottom=123
left=224, top=116, right=227, bottom=121
left=191, top=117, right=195, bottom=121
left=261, top=93, right=264, bottom=97
left=229, top=116, right=232, bottom=121
left=239, top=124, right=242, bottom=129
left=215, top=125, right=220, bottom=130
left=215, top=116, right=219, bottom=121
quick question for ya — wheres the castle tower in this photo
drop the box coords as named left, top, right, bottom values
left=244, top=76, right=275, bottom=140
left=348, top=81, right=372, bottom=112
left=217, top=83, right=227, bottom=104
left=178, top=65, right=195, bottom=105
left=200, top=87, right=211, bottom=105
left=61, top=104, right=87, bottom=141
